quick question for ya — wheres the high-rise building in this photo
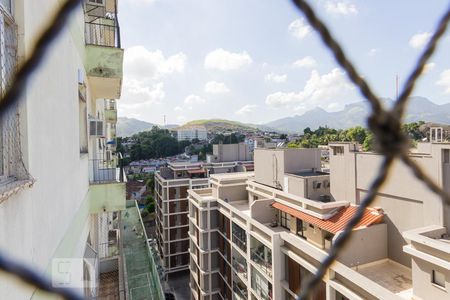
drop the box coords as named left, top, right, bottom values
left=188, top=144, right=450, bottom=300
left=155, top=144, right=253, bottom=275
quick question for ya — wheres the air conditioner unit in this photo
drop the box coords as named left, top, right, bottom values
left=89, top=119, right=104, bottom=137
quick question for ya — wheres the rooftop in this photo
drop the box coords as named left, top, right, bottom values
left=355, top=259, right=412, bottom=298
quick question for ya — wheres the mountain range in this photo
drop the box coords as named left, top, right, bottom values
left=117, top=97, right=450, bottom=136
left=264, top=97, right=450, bottom=132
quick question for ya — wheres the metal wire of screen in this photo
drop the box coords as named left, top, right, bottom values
left=0, top=0, right=449, bottom=300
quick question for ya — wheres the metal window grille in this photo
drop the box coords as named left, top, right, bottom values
left=0, top=0, right=449, bottom=300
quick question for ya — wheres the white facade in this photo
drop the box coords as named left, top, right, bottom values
left=0, top=1, right=125, bottom=299
left=177, top=127, right=208, bottom=141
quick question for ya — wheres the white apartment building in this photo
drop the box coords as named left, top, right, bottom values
left=188, top=144, right=450, bottom=300
left=0, top=1, right=134, bottom=299
left=177, top=126, right=208, bottom=141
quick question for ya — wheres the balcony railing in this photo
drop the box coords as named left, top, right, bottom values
left=85, top=21, right=121, bottom=48
left=232, top=256, right=247, bottom=279
left=89, top=153, right=124, bottom=183
left=250, top=247, right=272, bottom=277
left=233, top=282, right=248, bottom=300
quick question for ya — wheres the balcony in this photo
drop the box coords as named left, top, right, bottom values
left=84, top=16, right=123, bottom=99
left=88, top=153, right=126, bottom=213
left=232, top=223, right=247, bottom=253
left=105, top=106, right=117, bottom=123
left=250, top=236, right=272, bottom=278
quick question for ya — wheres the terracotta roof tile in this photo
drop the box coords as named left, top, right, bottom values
left=271, top=202, right=384, bottom=234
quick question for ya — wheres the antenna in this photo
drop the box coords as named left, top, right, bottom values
left=163, top=115, right=166, bottom=128
left=396, top=75, right=399, bottom=100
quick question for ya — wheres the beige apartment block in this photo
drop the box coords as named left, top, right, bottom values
left=188, top=144, right=450, bottom=300
left=155, top=146, right=253, bottom=275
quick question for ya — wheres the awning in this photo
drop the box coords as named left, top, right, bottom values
left=187, top=168, right=206, bottom=174
left=271, top=202, right=384, bottom=234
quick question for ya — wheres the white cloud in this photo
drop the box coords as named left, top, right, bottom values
left=235, top=104, right=258, bottom=116
left=423, top=62, right=435, bottom=74
left=121, top=80, right=165, bottom=105
left=288, top=19, right=311, bottom=40
left=324, top=1, right=358, bottom=15
left=437, top=69, right=450, bottom=94
left=265, top=73, right=287, bottom=83
left=409, top=32, right=431, bottom=49
left=184, top=94, right=206, bottom=105
left=124, top=46, right=186, bottom=80
left=292, top=56, right=317, bottom=68
left=265, top=68, right=355, bottom=112
left=204, top=48, right=252, bottom=71
left=204, top=81, right=230, bottom=94
left=174, top=106, right=183, bottom=112
left=368, top=48, right=379, bottom=56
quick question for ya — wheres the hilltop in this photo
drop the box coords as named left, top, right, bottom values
left=177, top=119, right=264, bottom=133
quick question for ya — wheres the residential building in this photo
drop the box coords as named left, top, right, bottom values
left=155, top=147, right=253, bottom=275
left=0, top=1, right=162, bottom=299
left=188, top=144, right=450, bottom=300
left=177, top=126, right=208, bottom=141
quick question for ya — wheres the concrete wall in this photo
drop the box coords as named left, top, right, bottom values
left=254, top=148, right=321, bottom=190
left=254, top=149, right=285, bottom=189
left=250, top=199, right=274, bottom=223
left=411, top=258, right=450, bottom=299
left=213, top=143, right=251, bottom=162
left=218, top=185, right=247, bottom=202
left=337, top=224, right=388, bottom=267
left=286, top=174, right=330, bottom=200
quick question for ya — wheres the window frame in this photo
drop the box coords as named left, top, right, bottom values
left=432, top=270, right=446, bottom=289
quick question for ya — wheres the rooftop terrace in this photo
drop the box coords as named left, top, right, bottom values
left=355, top=259, right=412, bottom=299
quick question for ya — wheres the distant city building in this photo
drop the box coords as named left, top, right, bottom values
left=177, top=126, right=208, bottom=141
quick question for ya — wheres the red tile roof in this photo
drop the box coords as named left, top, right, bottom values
left=187, top=168, right=206, bottom=174
left=271, top=202, right=384, bottom=234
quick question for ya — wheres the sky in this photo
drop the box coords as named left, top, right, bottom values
left=118, top=0, right=450, bottom=126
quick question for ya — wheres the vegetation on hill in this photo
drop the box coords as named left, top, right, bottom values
left=121, top=126, right=191, bottom=161
left=287, top=121, right=426, bottom=151
left=178, top=119, right=259, bottom=132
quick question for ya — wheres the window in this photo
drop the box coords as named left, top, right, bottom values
left=279, top=211, right=291, bottom=229
left=333, top=146, right=344, bottom=156
left=443, top=149, right=450, bottom=164
left=432, top=270, right=446, bottom=288
left=79, top=79, right=88, bottom=154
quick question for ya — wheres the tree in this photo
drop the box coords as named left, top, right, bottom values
left=303, top=127, right=312, bottom=135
